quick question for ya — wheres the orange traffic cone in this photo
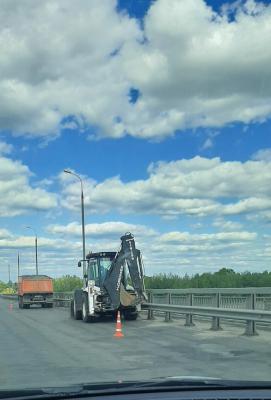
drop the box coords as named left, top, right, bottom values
left=114, top=311, right=124, bottom=338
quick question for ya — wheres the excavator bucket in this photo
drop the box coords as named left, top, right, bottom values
left=103, top=232, right=147, bottom=309
left=120, top=283, right=136, bottom=306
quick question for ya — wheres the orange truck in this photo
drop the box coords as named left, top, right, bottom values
left=18, top=275, right=54, bottom=309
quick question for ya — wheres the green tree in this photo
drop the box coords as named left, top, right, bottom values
left=144, top=268, right=271, bottom=289
left=53, top=275, right=83, bottom=292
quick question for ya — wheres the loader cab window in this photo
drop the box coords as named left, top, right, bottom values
left=88, top=260, right=99, bottom=286
left=99, top=257, right=112, bottom=283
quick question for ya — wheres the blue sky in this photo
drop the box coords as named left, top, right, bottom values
left=0, top=0, right=271, bottom=281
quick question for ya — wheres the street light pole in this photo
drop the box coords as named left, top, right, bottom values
left=26, top=226, right=38, bottom=275
left=35, top=235, right=38, bottom=275
left=8, top=264, right=11, bottom=285
left=17, top=252, right=20, bottom=280
left=64, top=169, right=86, bottom=279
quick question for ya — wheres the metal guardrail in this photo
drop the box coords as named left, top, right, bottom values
left=2, top=290, right=271, bottom=336
left=53, top=292, right=73, bottom=307
left=52, top=290, right=271, bottom=336
left=142, top=302, right=271, bottom=336
left=147, top=288, right=271, bottom=311
left=147, top=288, right=271, bottom=294
left=0, top=293, right=73, bottom=305
left=0, top=294, right=17, bottom=300
left=145, top=289, right=271, bottom=335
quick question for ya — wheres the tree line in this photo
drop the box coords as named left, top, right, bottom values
left=144, top=268, right=271, bottom=289
left=1, top=269, right=271, bottom=293
left=41, top=269, right=271, bottom=291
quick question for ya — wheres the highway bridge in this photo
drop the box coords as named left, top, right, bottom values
left=1, top=297, right=271, bottom=390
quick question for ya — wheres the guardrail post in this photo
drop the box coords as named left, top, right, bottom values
left=147, top=292, right=155, bottom=320
left=210, top=293, right=222, bottom=331
left=165, top=293, right=172, bottom=322
left=184, top=293, right=195, bottom=327
left=244, top=293, right=258, bottom=336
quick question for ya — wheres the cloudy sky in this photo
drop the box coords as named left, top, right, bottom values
left=0, top=0, right=271, bottom=281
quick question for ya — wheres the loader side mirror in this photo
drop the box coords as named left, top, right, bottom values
left=78, top=261, right=82, bottom=268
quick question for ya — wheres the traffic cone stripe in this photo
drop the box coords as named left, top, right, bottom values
left=114, top=311, right=124, bottom=338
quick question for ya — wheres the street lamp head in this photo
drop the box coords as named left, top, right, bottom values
left=25, top=226, right=37, bottom=236
left=64, top=169, right=72, bottom=174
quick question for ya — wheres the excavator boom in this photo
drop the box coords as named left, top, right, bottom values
left=103, top=233, right=147, bottom=309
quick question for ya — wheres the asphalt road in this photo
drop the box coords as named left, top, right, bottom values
left=1, top=297, right=271, bottom=390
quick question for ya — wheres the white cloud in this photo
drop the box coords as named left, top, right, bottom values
left=0, top=0, right=140, bottom=139
left=0, top=228, right=12, bottom=239
left=120, top=0, right=271, bottom=138
left=246, top=209, right=271, bottom=223
left=0, top=140, right=13, bottom=154
left=201, top=138, right=213, bottom=150
left=213, top=218, right=243, bottom=231
left=0, top=153, right=57, bottom=216
left=60, top=157, right=271, bottom=218
left=223, top=197, right=271, bottom=215
left=47, top=221, right=157, bottom=238
left=0, top=0, right=270, bottom=140
left=159, top=230, right=257, bottom=243
left=0, top=235, right=80, bottom=250
left=0, top=224, right=266, bottom=279
left=252, top=148, right=271, bottom=162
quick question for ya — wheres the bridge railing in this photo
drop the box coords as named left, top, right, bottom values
left=142, top=302, right=271, bottom=336
left=53, top=292, right=73, bottom=307
left=3, top=288, right=271, bottom=310
left=147, top=288, right=271, bottom=311
left=2, top=289, right=271, bottom=336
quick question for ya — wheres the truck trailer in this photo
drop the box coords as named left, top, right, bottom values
left=18, top=275, right=54, bottom=309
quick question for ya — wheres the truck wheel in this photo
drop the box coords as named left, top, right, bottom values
left=47, top=303, right=53, bottom=308
left=18, top=296, right=22, bottom=309
left=21, top=297, right=26, bottom=309
left=73, top=297, right=82, bottom=320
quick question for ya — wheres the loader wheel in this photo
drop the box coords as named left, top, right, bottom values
left=72, top=298, right=82, bottom=320
left=82, top=295, right=91, bottom=323
left=124, top=312, right=138, bottom=321
left=70, top=300, right=75, bottom=318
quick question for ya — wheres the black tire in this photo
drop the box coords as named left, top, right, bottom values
left=70, top=300, right=75, bottom=318
left=70, top=300, right=74, bottom=318
left=22, top=297, right=26, bottom=309
left=41, top=303, right=46, bottom=308
left=18, top=296, right=22, bottom=309
left=73, top=297, right=82, bottom=320
left=47, top=303, right=53, bottom=308
left=82, top=294, right=90, bottom=323
left=124, top=312, right=138, bottom=321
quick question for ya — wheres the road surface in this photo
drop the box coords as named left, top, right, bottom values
left=0, top=297, right=271, bottom=390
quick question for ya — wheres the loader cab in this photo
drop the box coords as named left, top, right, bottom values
left=86, top=252, right=116, bottom=288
